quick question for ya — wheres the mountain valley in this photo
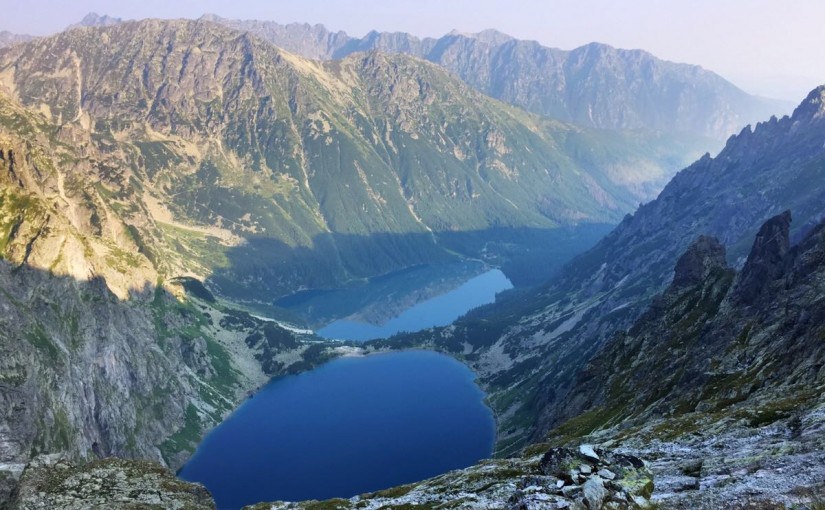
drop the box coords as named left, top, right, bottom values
left=1, top=17, right=736, bottom=295
left=0, top=9, right=821, bottom=510
left=390, top=87, right=825, bottom=453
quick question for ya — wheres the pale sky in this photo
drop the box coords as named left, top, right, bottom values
left=1, top=0, right=823, bottom=101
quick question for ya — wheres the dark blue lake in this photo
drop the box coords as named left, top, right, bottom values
left=179, top=351, right=496, bottom=509
left=316, top=269, right=512, bottom=341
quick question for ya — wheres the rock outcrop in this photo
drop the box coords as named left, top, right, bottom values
left=10, top=456, right=214, bottom=510
left=732, top=209, right=791, bottom=304
left=670, top=235, right=728, bottom=289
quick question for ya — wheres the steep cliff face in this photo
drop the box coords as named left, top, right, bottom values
left=555, top=211, right=824, bottom=429
left=205, top=15, right=787, bottom=139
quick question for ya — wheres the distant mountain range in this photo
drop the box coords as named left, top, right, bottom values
left=0, top=30, right=33, bottom=49
left=201, top=14, right=790, bottom=139
left=67, top=12, right=123, bottom=30
left=66, top=12, right=790, bottom=140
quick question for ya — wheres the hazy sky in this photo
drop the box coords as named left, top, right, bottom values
left=1, top=0, right=823, bottom=101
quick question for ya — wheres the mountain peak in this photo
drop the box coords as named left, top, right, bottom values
left=447, top=28, right=513, bottom=45
left=734, top=210, right=792, bottom=305
left=0, top=30, right=34, bottom=49
left=791, top=85, right=825, bottom=121
left=72, top=12, right=124, bottom=29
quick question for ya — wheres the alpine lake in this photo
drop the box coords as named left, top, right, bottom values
left=180, top=266, right=511, bottom=509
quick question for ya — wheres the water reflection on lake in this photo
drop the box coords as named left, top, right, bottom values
left=316, top=268, right=512, bottom=341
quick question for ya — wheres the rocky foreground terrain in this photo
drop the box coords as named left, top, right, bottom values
left=7, top=408, right=823, bottom=509
left=9, top=445, right=656, bottom=510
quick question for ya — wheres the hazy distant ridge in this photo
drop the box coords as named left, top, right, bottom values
left=202, top=14, right=788, bottom=139
left=0, top=30, right=34, bottom=49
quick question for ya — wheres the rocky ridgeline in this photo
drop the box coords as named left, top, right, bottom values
left=204, top=14, right=784, bottom=139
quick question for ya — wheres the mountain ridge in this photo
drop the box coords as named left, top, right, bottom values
left=200, top=13, right=789, bottom=139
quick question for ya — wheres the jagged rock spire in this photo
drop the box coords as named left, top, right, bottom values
left=791, top=85, right=825, bottom=121
left=735, top=210, right=792, bottom=304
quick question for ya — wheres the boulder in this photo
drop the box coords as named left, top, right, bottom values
left=582, top=476, right=608, bottom=508
left=579, top=444, right=601, bottom=462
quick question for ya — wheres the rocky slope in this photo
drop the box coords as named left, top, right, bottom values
left=10, top=456, right=214, bottom=510
left=378, top=85, right=825, bottom=456
left=555, top=211, right=823, bottom=430
left=0, top=87, right=341, bottom=505
left=204, top=14, right=787, bottom=139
